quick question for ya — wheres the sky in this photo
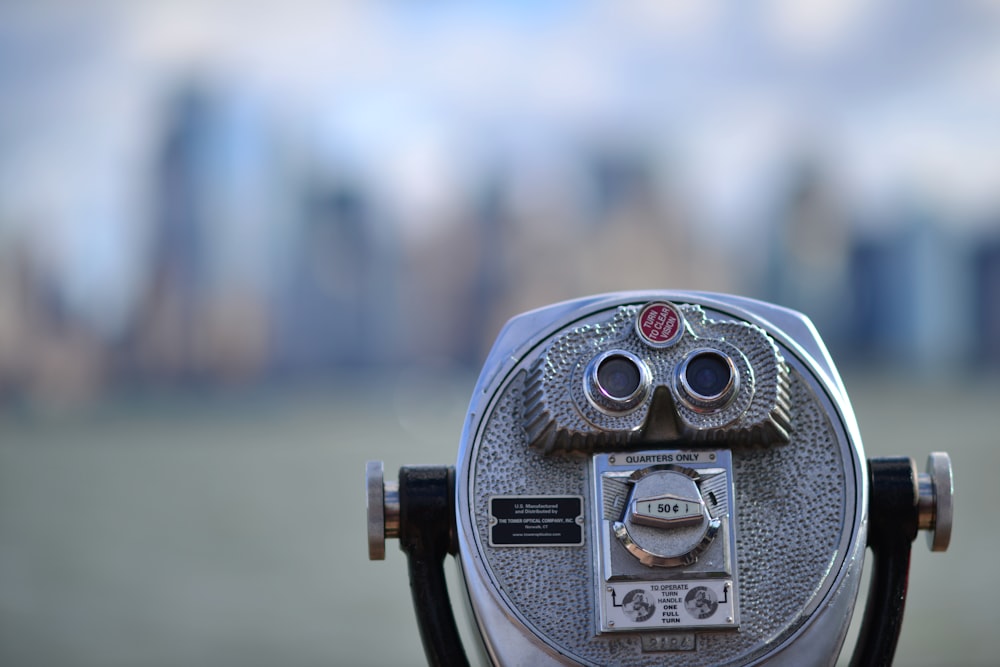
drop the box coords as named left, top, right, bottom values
left=1, top=0, right=999, bottom=334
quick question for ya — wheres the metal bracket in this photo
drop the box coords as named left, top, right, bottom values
left=366, top=461, right=467, bottom=667
left=850, top=452, right=954, bottom=667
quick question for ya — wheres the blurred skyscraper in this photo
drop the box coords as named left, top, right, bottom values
left=272, top=176, right=397, bottom=374
left=765, top=158, right=852, bottom=348
left=126, top=84, right=210, bottom=382
left=973, top=233, right=1000, bottom=369
left=843, top=207, right=972, bottom=372
left=124, top=83, right=274, bottom=385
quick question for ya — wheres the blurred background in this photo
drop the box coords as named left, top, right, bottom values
left=1, top=1, right=998, bottom=665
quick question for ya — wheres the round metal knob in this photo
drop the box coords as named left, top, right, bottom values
left=917, top=452, right=953, bottom=552
left=366, top=460, right=400, bottom=560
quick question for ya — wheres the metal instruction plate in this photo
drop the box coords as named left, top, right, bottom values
left=602, top=579, right=735, bottom=631
left=489, top=495, right=584, bottom=547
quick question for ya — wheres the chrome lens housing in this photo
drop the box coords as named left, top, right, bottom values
left=584, top=349, right=651, bottom=414
left=675, top=348, right=739, bottom=413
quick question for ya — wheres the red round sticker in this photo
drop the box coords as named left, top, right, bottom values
left=636, top=301, right=684, bottom=347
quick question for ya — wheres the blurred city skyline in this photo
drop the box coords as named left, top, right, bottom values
left=2, top=1, right=1000, bottom=405
left=2, top=6, right=999, bottom=666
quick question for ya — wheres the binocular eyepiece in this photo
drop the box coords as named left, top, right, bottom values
left=366, top=291, right=954, bottom=667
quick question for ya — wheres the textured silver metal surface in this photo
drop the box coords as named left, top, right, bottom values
left=456, top=291, right=867, bottom=667
left=469, top=370, right=849, bottom=665
left=522, top=304, right=792, bottom=454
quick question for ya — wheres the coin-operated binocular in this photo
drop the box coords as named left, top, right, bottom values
left=366, top=292, right=953, bottom=667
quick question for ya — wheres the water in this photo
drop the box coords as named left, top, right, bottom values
left=0, top=374, right=995, bottom=666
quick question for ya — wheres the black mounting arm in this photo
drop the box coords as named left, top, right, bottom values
left=398, top=466, right=469, bottom=667
left=366, top=462, right=468, bottom=667
left=850, top=454, right=953, bottom=667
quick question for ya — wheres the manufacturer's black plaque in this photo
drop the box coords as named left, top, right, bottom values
left=488, top=495, right=584, bottom=547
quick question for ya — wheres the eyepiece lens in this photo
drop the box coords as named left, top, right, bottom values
left=597, top=355, right=642, bottom=400
left=585, top=350, right=650, bottom=414
left=685, top=352, right=732, bottom=399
